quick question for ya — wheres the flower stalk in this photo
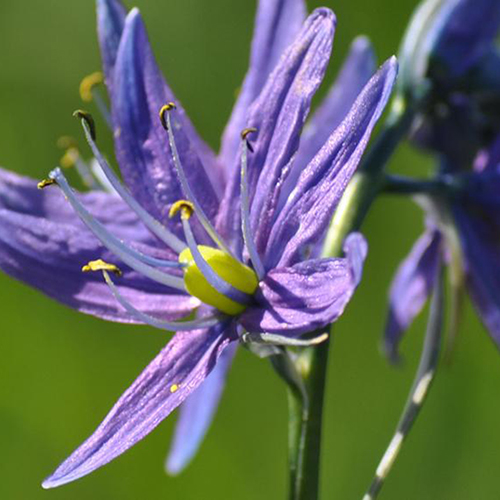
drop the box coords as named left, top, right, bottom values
left=285, top=96, right=418, bottom=500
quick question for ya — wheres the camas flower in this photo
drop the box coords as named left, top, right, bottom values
left=0, top=0, right=397, bottom=487
left=398, top=0, right=500, bottom=168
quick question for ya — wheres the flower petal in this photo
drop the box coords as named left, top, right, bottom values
left=0, top=208, right=195, bottom=323
left=0, top=167, right=151, bottom=242
left=96, top=0, right=127, bottom=91
left=42, top=324, right=236, bottom=489
left=166, top=342, right=237, bottom=475
left=112, top=9, right=219, bottom=234
left=384, top=229, right=442, bottom=362
left=239, top=233, right=367, bottom=335
left=265, top=57, right=397, bottom=268
left=217, top=8, right=336, bottom=253
left=219, top=0, right=306, bottom=173
left=0, top=168, right=195, bottom=322
left=289, top=36, right=376, bottom=179
left=453, top=207, right=500, bottom=348
left=433, top=0, right=500, bottom=78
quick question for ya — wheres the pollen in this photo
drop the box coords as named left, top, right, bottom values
left=79, top=71, right=104, bottom=102
left=169, top=200, right=195, bottom=220
left=170, top=384, right=179, bottom=393
left=37, top=178, right=57, bottom=190
left=82, top=259, right=123, bottom=277
left=159, top=102, right=177, bottom=130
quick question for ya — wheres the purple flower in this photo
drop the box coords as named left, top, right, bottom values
left=385, top=133, right=500, bottom=361
left=399, top=0, right=500, bottom=167
left=0, top=0, right=397, bottom=487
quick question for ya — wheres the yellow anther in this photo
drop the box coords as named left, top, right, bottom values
left=57, top=136, right=80, bottom=168
left=169, top=200, right=195, bottom=220
left=159, top=102, right=176, bottom=130
left=241, top=127, right=257, bottom=140
left=60, top=148, right=79, bottom=169
left=37, top=178, right=56, bottom=190
left=170, top=384, right=179, bottom=393
left=73, top=109, right=97, bottom=141
left=82, top=259, right=122, bottom=277
left=79, top=71, right=104, bottom=102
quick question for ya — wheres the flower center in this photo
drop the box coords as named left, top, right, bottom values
left=179, top=245, right=258, bottom=315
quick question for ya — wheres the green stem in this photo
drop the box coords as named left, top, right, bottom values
left=287, top=339, right=330, bottom=500
left=286, top=97, right=417, bottom=500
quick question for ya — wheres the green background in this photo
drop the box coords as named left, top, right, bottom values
left=1, top=1, right=499, bottom=499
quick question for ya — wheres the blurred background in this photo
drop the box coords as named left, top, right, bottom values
left=1, top=0, right=500, bottom=499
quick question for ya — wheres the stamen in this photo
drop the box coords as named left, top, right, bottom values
left=57, top=136, right=98, bottom=189
left=240, top=128, right=265, bottom=280
left=171, top=200, right=253, bottom=306
left=97, top=268, right=222, bottom=331
left=79, top=72, right=104, bottom=102
left=49, top=168, right=186, bottom=290
left=75, top=111, right=186, bottom=254
left=159, top=104, right=235, bottom=258
left=79, top=72, right=112, bottom=128
left=241, top=331, right=329, bottom=347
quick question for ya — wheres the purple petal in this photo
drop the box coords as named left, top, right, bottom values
left=0, top=208, right=196, bottom=323
left=96, top=0, right=127, bottom=91
left=42, top=324, right=236, bottom=488
left=287, top=36, right=376, bottom=182
left=434, top=0, right=500, bottom=78
left=265, top=57, right=397, bottom=269
left=453, top=207, right=500, bottom=348
left=240, top=233, right=367, bottom=336
left=0, top=167, right=151, bottom=242
left=0, top=168, right=195, bottom=322
left=384, top=229, right=442, bottom=361
left=219, top=0, right=306, bottom=173
left=166, top=342, right=237, bottom=475
left=112, top=9, right=219, bottom=235
left=217, top=8, right=336, bottom=253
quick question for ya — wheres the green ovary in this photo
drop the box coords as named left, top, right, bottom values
left=179, top=245, right=259, bottom=315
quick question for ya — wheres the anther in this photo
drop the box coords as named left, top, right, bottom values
left=170, top=384, right=179, bottom=393
left=241, top=127, right=257, bottom=153
left=79, top=72, right=104, bottom=102
left=57, top=136, right=80, bottom=169
left=82, top=259, right=123, bottom=277
left=73, top=110, right=97, bottom=141
left=159, top=102, right=177, bottom=130
left=37, top=178, right=57, bottom=190
left=169, top=200, right=195, bottom=220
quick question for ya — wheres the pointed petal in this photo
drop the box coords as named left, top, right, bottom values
left=0, top=169, right=195, bottom=322
left=265, top=57, right=397, bottom=268
left=384, top=229, right=442, bottom=361
left=166, top=342, right=237, bottom=475
left=219, top=0, right=306, bottom=172
left=240, top=233, right=367, bottom=336
left=112, top=9, right=219, bottom=234
left=291, top=36, right=376, bottom=177
left=96, top=0, right=127, bottom=91
left=217, top=8, right=336, bottom=252
left=453, top=207, right=500, bottom=348
left=42, top=324, right=236, bottom=489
